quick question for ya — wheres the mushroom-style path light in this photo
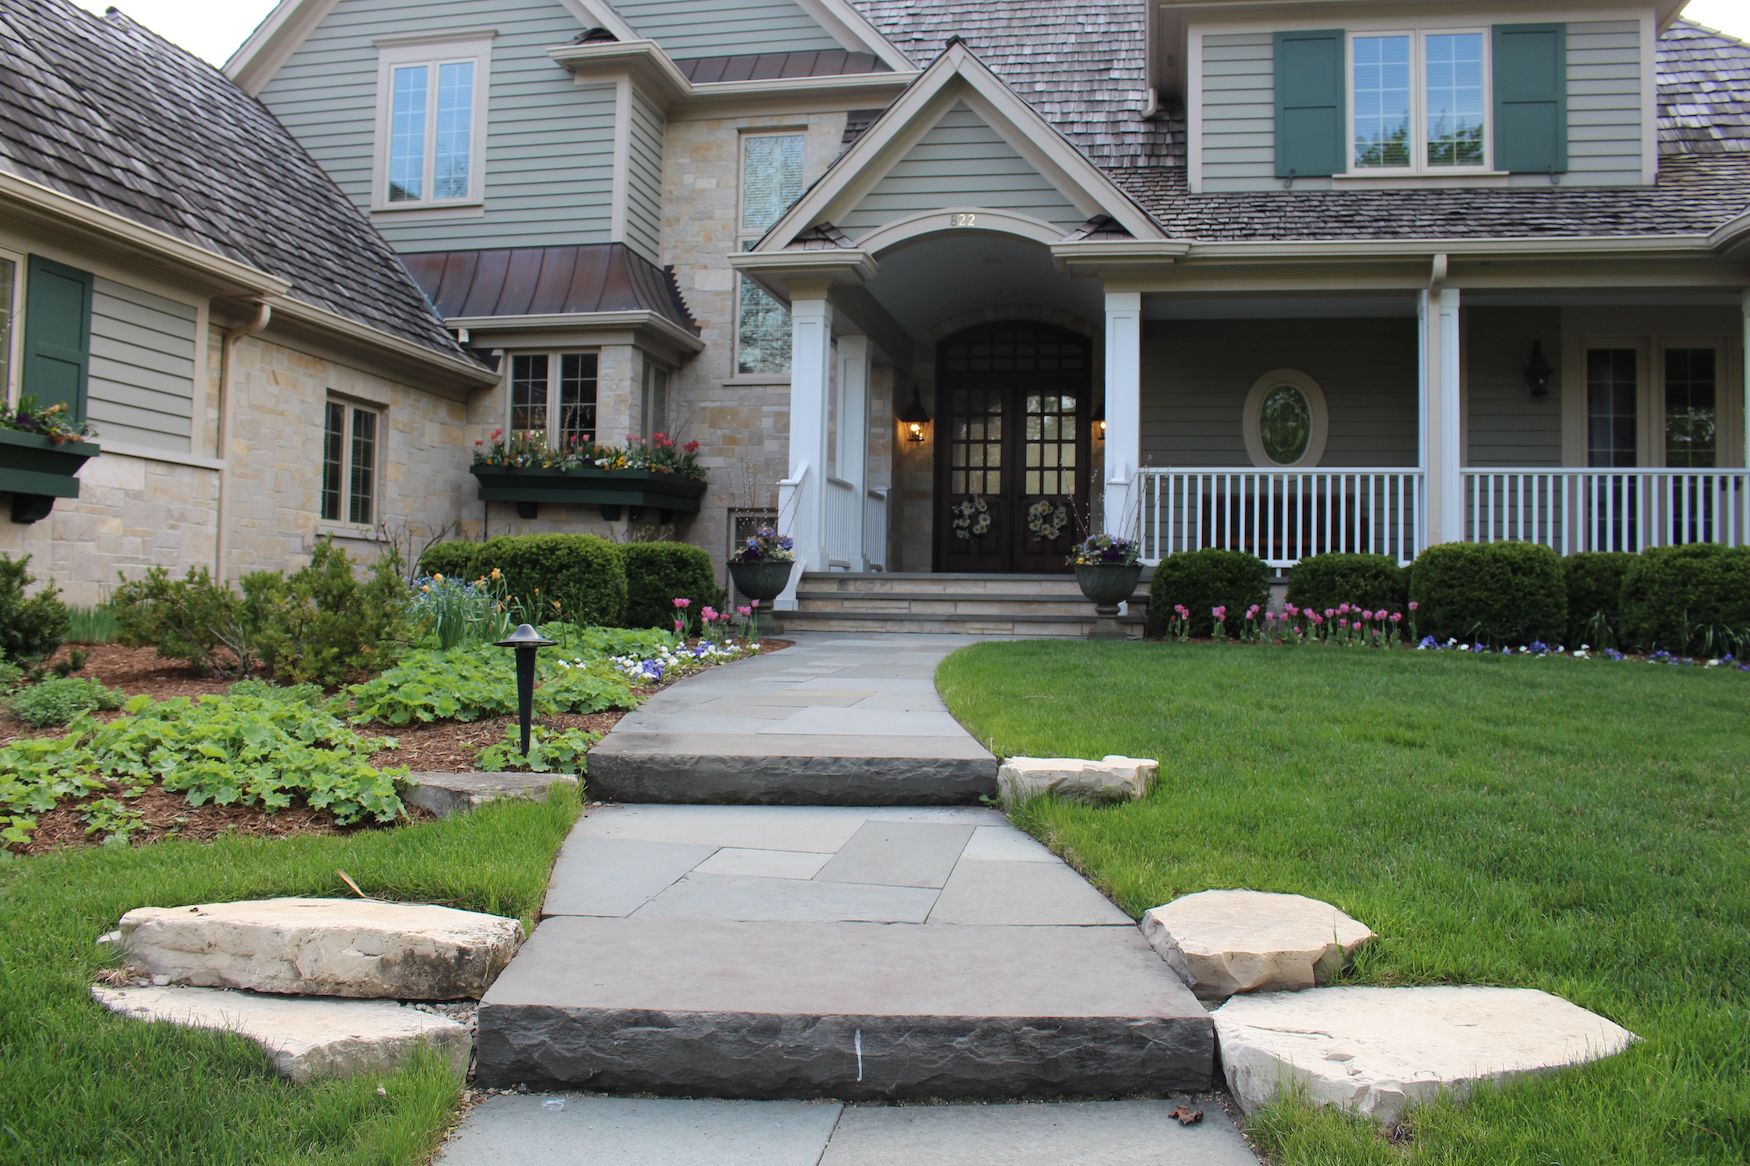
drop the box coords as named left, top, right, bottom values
left=495, top=623, right=556, bottom=757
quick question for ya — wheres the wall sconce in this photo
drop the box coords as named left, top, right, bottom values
left=899, top=384, right=931, bottom=444
left=1524, top=339, right=1554, bottom=397
left=1091, top=395, right=1107, bottom=440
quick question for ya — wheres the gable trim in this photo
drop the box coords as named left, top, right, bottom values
left=793, top=0, right=915, bottom=71
left=753, top=41, right=1164, bottom=250
left=855, top=209, right=1070, bottom=253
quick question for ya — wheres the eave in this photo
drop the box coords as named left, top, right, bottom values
left=549, top=40, right=917, bottom=112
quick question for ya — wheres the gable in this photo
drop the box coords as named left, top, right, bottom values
left=838, top=102, right=1089, bottom=241
left=612, top=0, right=843, bottom=59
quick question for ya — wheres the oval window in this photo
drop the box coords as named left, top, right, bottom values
left=1258, top=385, right=1312, bottom=465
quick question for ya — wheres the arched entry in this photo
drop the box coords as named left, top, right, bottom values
left=935, top=321, right=1092, bottom=573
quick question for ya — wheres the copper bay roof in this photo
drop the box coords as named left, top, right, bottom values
left=402, top=243, right=699, bottom=334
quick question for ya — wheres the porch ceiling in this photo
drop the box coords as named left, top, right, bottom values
left=861, top=234, right=1103, bottom=337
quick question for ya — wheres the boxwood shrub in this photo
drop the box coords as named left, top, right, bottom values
left=478, top=534, right=628, bottom=629
left=0, top=553, right=69, bottom=663
left=1286, top=552, right=1408, bottom=615
left=417, top=540, right=483, bottom=581
left=1409, top=541, right=1566, bottom=646
left=621, top=542, right=718, bottom=630
left=1620, top=543, right=1750, bottom=655
left=1562, top=551, right=1636, bottom=649
left=1148, top=549, right=1269, bottom=638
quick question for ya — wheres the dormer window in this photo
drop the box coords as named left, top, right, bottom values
left=1351, top=30, right=1488, bottom=173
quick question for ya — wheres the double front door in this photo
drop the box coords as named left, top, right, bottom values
left=935, top=322, right=1092, bottom=573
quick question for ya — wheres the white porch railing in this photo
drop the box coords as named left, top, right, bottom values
left=864, top=488, right=889, bottom=571
left=1135, top=468, right=1426, bottom=568
left=825, top=476, right=858, bottom=569
left=1464, top=468, right=1750, bottom=553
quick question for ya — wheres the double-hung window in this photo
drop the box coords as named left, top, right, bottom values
left=737, top=132, right=806, bottom=377
left=508, top=352, right=598, bottom=448
left=322, top=399, right=381, bottom=526
left=1350, top=30, right=1488, bottom=173
left=376, top=37, right=489, bottom=208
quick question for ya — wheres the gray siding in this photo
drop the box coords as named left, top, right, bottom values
left=626, top=88, right=666, bottom=264
left=1200, top=33, right=1278, bottom=193
left=258, top=0, right=617, bottom=253
left=1465, top=308, right=1562, bottom=466
left=87, top=279, right=198, bottom=453
left=840, top=103, right=1086, bottom=239
left=1200, top=20, right=1647, bottom=193
left=614, top=0, right=842, bottom=59
left=1140, top=318, right=1419, bottom=467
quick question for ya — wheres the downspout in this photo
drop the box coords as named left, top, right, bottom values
left=213, top=301, right=272, bottom=577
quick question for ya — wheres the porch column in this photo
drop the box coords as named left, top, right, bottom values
left=1418, top=287, right=1463, bottom=545
left=780, top=294, right=833, bottom=603
left=1102, top=291, right=1143, bottom=537
left=837, top=333, right=871, bottom=570
left=1741, top=289, right=1750, bottom=465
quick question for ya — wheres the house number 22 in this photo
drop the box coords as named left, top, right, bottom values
left=949, top=212, right=978, bottom=227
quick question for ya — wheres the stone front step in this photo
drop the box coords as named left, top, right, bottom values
left=795, top=592, right=1106, bottom=618
left=789, top=573, right=1149, bottom=638
left=476, top=916, right=1213, bottom=1100
left=778, top=610, right=1118, bottom=637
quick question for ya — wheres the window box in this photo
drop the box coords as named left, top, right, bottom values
left=470, top=464, right=706, bottom=521
left=0, top=429, right=100, bottom=524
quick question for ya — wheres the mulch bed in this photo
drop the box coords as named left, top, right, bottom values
left=6, top=638, right=792, bottom=853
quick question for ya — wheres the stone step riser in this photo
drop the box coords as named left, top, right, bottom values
left=781, top=616, right=1096, bottom=637
left=802, top=577, right=1144, bottom=601
left=795, top=596, right=1108, bottom=617
left=586, top=754, right=997, bottom=806
left=475, top=1006, right=1213, bottom=1101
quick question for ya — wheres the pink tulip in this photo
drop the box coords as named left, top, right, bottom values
left=1212, top=606, right=1226, bottom=620
left=673, top=597, right=691, bottom=609
left=1409, top=601, right=1419, bottom=611
left=751, top=599, right=761, bottom=608
left=1338, top=619, right=1349, bottom=630
left=1361, top=610, right=1373, bottom=621
left=1285, top=603, right=1299, bottom=617
left=1265, top=611, right=1277, bottom=622
left=1338, top=604, right=1351, bottom=615
left=737, top=605, right=752, bottom=617
left=702, top=606, right=719, bottom=623
left=1324, top=608, right=1336, bottom=618
left=1390, top=612, right=1403, bottom=623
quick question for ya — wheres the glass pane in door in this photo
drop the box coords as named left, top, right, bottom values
left=1664, top=348, right=1717, bottom=468
left=1586, top=349, right=1637, bottom=468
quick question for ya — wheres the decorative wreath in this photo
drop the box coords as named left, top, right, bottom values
left=951, top=495, right=992, bottom=541
left=1026, top=499, right=1070, bottom=542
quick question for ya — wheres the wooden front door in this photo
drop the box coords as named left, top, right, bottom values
left=935, top=322, right=1091, bottom=573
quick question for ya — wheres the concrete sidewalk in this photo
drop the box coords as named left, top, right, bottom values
left=587, top=634, right=999, bottom=804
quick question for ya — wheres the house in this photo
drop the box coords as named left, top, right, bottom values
left=0, top=0, right=498, bottom=603
left=6, top=0, right=1749, bottom=625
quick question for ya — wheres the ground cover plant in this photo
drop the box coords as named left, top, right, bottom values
left=937, top=641, right=1748, bottom=1166
left=0, top=786, right=579, bottom=1164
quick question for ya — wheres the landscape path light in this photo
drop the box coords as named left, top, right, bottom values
left=495, top=623, right=555, bottom=757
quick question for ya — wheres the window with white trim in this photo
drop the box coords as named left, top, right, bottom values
left=322, top=398, right=381, bottom=526
left=1350, top=30, right=1488, bottom=173
left=736, top=132, right=805, bottom=376
left=1243, top=369, right=1329, bottom=468
left=376, top=37, right=490, bottom=208
left=508, top=352, right=598, bottom=448
left=0, top=252, right=17, bottom=403
left=641, top=360, right=670, bottom=437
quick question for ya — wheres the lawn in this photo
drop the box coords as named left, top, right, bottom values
left=0, top=785, right=580, bottom=1165
left=937, top=641, right=1748, bottom=1166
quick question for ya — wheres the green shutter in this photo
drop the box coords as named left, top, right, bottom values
left=21, top=257, right=93, bottom=423
left=1274, top=30, right=1346, bottom=178
left=1493, top=24, right=1568, bottom=174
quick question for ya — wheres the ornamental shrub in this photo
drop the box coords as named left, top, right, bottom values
left=111, top=565, right=258, bottom=676
left=1562, top=552, right=1637, bottom=649
left=1148, top=549, right=1270, bottom=638
left=417, top=540, right=483, bottom=582
left=1409, top=541, right=1566, bottom=647
left=1286, top=552, right=1408, bottom=616
left=5, top=676, right=125, bottom=728
left=621, top=542, right=718, bottom=630
left=1620, top=543, right=1750, bottom=655
left=479, top=534, right=628, bottom=628
left=0, top=553, right=69, bottom=663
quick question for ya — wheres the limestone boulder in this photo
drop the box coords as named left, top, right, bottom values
left=404, top=770, right=579, bottom=818
left=997, top=756, right=1158, bottom=806
left=92, top=985, right=470, bottom=1083
left=116, top=897, right=523, bottom=1000
left=1141, top=889, right=1374, bottom=998
left=1214, top=986, right=1637, bottom=1125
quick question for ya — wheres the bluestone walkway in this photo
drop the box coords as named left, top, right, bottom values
left=459, top=634, right=1257, bottom=1163
left=586, top=634, right=998, bottom=804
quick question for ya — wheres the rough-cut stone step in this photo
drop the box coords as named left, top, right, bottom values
left=998, top=756, right=1160, bottom=806
left=404, top=770, right=579, bottom=817
left=1141, top=890, right=1374, bottom=999
left=587, top=739, right=997, bottom=806
left=92, top=984, right=471, bottom=1083
left=116, top=897, right=523, bottom=1000
left=1214, top=986, right=1637, bottom=1125
left=476, top=917, right=1214, bottom=1100
left=777, top=611, right=1138, bottom=638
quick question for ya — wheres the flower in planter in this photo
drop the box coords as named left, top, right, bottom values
left=1069, top=533, right=1139, bottom=566
left=1, top=395, right=95, bottom=443
left=733, top=526, right=795, bottom=564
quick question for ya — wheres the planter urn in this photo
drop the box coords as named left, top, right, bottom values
left=1075, top=562, right=1143, bottom=641
left=0, top=429, right=100, bottom=524
left=728, top=559, right=795, bottom=633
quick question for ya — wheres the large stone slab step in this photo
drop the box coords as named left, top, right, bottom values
left=778, top=610, right=1138, bottom=638
left=476, top=917, right=1214, bottom=1100
left=587, top=739, right=997, bottom=806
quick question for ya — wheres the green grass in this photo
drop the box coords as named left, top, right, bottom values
left=937, top=642, right=1748, bottom=1165
left=65, top=605, right=122, bottom=645
left=0, top=786, right=580, bottom=1165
